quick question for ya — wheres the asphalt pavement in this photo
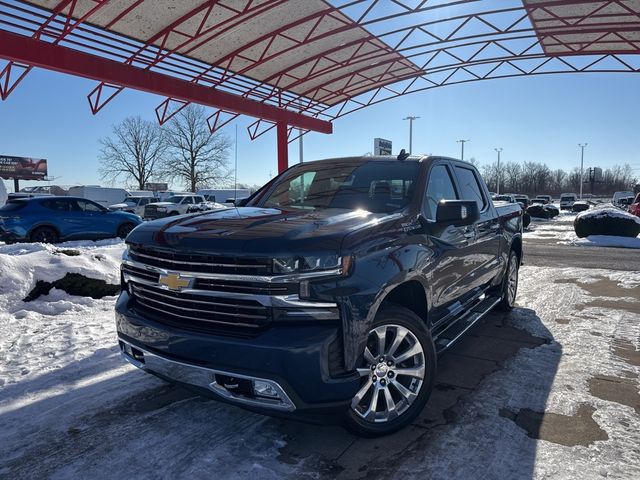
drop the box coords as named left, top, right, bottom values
left=524, top=240, right=640, bottom=272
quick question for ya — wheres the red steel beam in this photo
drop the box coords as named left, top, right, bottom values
left=0, top=30, right=332, bottom=134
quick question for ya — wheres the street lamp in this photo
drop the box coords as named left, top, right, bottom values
left=457, top=139, right=470, bottom=160
left=403, top=116, right=420, bottom=153
left=579, top=143, right=587, bottom=199
left=494, top=148, right=503, bottom=194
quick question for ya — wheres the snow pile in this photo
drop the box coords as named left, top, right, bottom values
left=576, top=203, right=640, bottom=223
left=0, top=239, right=125, bottom=313
left=0, top=179, right=7, bottom=207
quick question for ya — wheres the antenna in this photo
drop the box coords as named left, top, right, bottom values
left=397, top=149, right=410, bottom=161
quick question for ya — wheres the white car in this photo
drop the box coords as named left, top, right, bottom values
left=144, top=194, right=206, bottom=219
left=560, top=193, right=577, bottom=210
left=108, top=196, right=156, bottom=217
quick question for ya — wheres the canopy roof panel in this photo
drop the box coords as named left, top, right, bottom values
left=1, top=0, right=639, bottom=133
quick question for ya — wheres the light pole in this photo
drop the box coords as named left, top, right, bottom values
left=403, top=116, right=420, bottom=153
left=494, top=147, right=503, bottom=194
left=579, top=143, right=587, bottom=199
left=457, top=139, right=470, bottom=160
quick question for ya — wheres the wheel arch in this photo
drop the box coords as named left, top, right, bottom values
left=28, top=223, right=61, bottom=240
left=510, top=234, right=523, bottom=265
left=375, top=280, right=429, bottom=327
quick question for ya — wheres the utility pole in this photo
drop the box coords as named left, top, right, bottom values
left=494, top=147, right=503, bottom=194
left=457, top=139, right=470, bottom=160
left=579, top=143, right=587, bottom=199
left=299, top=129, right=304, bottom=164
left=403, top=116, right=420, bottom=153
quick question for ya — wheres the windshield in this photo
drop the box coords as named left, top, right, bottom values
left=561, top=196, right=574, bottom=201
left=165, top=197, right=181, bottom=204
left=257, top=160, right=420, bottom=214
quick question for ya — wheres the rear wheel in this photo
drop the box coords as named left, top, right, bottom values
left=344, top=306, right=436, bottom=437
left=497, top=250, right=519, bottom=311
left=117, top=222, right=135, bottom=239
left=30, top=226, right=59, bottom=244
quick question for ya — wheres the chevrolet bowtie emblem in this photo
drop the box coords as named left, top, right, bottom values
left=158, top=273, right=193, bottom=291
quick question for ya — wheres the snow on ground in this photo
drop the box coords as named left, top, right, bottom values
left=1, top=242, right=640, bottom=478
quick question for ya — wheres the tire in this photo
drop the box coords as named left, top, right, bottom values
left=29, top=226, right=59, bottom=244
left=117, top=222, right=135, bottom=239
left=344, top=306, right=436, bottom=437
left=497, top=250, right=519, bottom=311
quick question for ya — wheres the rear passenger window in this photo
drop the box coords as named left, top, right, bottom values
left=454, top=166, right=487, bottom=211
left=41, top=199, right=71, bottom=211
left=425, top=165, right=458, bottom=220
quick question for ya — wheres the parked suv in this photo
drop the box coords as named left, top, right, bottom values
left=144, top=194, right=206, bottom=219
left=116, top=155, right=523, bottom=436
left=109, top=196, right=156, bottom=217
left=560, top=193, right=577, bottom=210
left=0, top=196, right=141, bottom=243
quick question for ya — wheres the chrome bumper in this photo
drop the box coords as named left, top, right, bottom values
left=118, top=337, right=296, bottom=412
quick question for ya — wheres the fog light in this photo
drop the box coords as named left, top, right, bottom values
left=253, top=380, right=279, bottom=398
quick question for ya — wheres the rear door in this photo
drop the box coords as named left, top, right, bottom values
left=451, top=162, right=502, bottom=291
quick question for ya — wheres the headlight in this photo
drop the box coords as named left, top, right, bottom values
left=273, top=254, right=352, bottom=275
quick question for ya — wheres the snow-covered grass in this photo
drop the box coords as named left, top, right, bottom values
left=571, top=235, right=640, bottom=249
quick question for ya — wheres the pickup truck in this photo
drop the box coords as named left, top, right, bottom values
left=116, top=155, right=523, bottom=436
left=143, top=194, right=206, bottom=219
left=109, top=196, right=156, bottom=217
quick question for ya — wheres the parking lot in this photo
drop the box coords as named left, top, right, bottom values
left=1, top=213, right=639, bottom=480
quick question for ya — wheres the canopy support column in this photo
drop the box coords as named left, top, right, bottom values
left=277, top=122, right=288, bottom=174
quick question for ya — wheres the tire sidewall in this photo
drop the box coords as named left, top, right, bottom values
left=30, top=226, right=58, bottom=244
left=344, top=306, right=436, bottom=437
left=499, top=250, right=519, bottom=310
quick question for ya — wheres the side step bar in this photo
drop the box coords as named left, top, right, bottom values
left=433, top=295, right=501, bottom=354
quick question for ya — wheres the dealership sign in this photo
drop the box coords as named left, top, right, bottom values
left=0, top=156, right=48, bottom=180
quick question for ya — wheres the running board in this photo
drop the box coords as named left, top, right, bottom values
left=433, top=295, right=501, bottom=354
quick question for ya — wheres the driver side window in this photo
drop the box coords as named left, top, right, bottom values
left=424, top=164, right=458, bottom=220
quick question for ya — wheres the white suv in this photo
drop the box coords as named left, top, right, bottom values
left=559, top=193, right=577, bottom=210
left=144, top=195, right=206, bottom=219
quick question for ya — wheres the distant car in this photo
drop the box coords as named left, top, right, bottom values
left=629, top=193, right=640, bottom=218
left=109, top=196, right=156, bottom=217
left=571, top=200, right=590, bottom=212
left=531, top=198, right=547, bottom=205
left=616, top=196, right=635, bottom=209
left=613, top=191, right=635, bottom=207
left=0, top=196, right=142, bottom=243
left=560, top=193, right=577, bottom=210
left=493, top=194, right=516, bottom=203
left=536, top=195, right=552, bottom=204
left=513, top=195, right=530, bottom=209
left=144, top=194, right=207, bottom=219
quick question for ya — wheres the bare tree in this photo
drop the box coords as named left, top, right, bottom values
left=99, top=116, right=166, bottom=190
left=163, top=105, right=232, bottom=192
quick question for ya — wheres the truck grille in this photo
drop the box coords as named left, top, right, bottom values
left=129, top=246, right=273, bottom=275
left=121, top=264, right=295, bottom=296
left=143, top=205, right=166, bottom=219
left=130, top=282, right=270, bottom=332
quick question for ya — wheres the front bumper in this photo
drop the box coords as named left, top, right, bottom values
left=115, top=291, right=360, bottom=420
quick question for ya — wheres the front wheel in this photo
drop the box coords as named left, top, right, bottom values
left=344, top=306, right=436, bottom=437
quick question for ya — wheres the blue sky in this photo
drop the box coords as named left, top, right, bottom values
left=1, top=67, right=639, bottom=192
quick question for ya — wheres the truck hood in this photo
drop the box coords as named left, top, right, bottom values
left=148, top=202, right=176, bottom=207
left=126, top=206, right=394, bottom=255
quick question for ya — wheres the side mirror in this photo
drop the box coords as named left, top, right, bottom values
left=436, top=200, right=479, bottom=226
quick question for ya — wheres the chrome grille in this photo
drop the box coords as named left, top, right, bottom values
left=129, top=246, right=273, bottom=275
left=130, top=282, right=270, bottom=331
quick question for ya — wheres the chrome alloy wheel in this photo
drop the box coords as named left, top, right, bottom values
left=351, top=324, right=426, bottom=423
left=506, top=254, right=519, bottom=306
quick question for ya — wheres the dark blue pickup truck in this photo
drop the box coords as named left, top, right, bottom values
left=116, top=155, right=522, bottom=436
